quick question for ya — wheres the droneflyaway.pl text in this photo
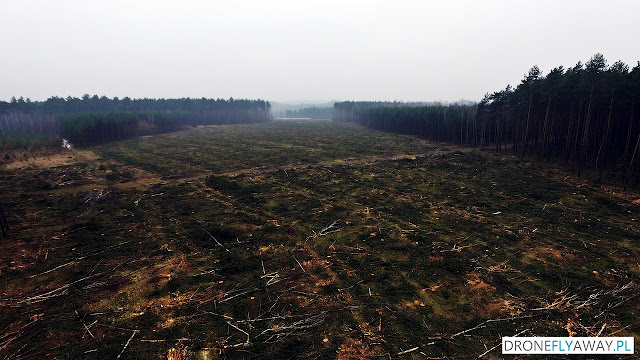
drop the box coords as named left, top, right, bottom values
left=502, top=337, right=634, bottom=354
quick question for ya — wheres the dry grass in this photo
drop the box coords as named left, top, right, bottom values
left=1, top=148, right=99, bottom=170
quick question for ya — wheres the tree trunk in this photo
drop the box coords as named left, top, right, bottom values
left=625, top=128, right=640, bottom=190
left=579, top=81, right=595, bottom=177
left=596, top=90, right=615, bottom=181
left=521, top=90, right=533, bottom=160
left=540, top=94, right=552, bottom=161
left=622, top=91, right=636, bottom=181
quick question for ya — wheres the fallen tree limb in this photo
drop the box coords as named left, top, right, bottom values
left=203, top=229, right=230, bottom=252
left=450, top=315, right=533, bottom=339
left=477, top=328, right=528, bottom=359
left=116, top=329, right=139, bottom=359
left=397, top=346, right=419, bottom=355
left=305, top=220, right=341, bottom=243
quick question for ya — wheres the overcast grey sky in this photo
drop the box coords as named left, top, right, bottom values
left=1, top=0, right=638, bottom=103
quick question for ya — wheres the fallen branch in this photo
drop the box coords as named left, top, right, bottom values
left=397, top=346, right=419, bottom=355
left=116, top=329, right=139, bottom=359
left=440, top=243, right=479, bottom=253
left=219, top=287, right=261, bottom=304
left=450, top=315, right=533, bottom=339
left=226, top=321, right=250, bottom=343
left=83, top=189, right=113, bottom=205
left=477, top=329, right=528, bottom=359
left=75, top=310, right=97, bottom=340
left=29, top=240, right=132, bottom=278
left=259, top=312, right=326, bottom=342
left=305, top=220, right=341, bottom=243
left=236, top=314, right=308, bottom=324
left=533, top=281, right=635, bottom=312
left=203, top=229, right=230, bottom=252
left=261, top=272, right=282, bottom=286
left=140, top=338, right=191, bottom=343
left=194, top=268, right=217, bottom=276
left=20, top=272, right=103, bottom=304
left=292, top=253, right=305, bottom=272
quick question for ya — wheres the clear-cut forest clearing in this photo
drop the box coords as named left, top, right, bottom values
left=1, top=120, right=639, bottom=359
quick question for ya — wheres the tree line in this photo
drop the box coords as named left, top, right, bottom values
left=0, top=96, right=272, bottom=147
left=477, top=54, right=640, bottom=186
left=334, top=101, right=477, bottom=143
left=0, top=95, right=271, bottom=115
left=335, top=54, right=640, bottom=187
left=284, top=106, right=334, bottom=119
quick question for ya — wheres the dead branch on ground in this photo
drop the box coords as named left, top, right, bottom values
left=83, top=189, right=114, bottom=205
left=259, top=312, right=326, bottom=343
left=203, top=229, right=230, bottom=252
left=532, top=281, right=635, bottom=312
left=116, top=329, right=139, bottom=359
left=477, top=329, right=528, bottom=359
left=305, top=220, right=341, bottom=243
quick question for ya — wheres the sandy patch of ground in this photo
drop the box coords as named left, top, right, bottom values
left=2, top=149, right=100, bottom=170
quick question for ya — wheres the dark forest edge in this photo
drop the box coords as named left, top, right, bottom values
left=335, top=54, right=640, bottom=189
left=0, top=96, right=272, bottom=148
left=283, top=106, right=333, bottom=119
